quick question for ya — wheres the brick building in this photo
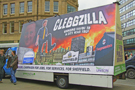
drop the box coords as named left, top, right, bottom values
left=0, top=0, right=78, bottom=48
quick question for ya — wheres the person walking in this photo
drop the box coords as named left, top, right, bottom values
left=125, top=54, right=128, bottom=60
left=129, top=53, right=133, bottom=59
left=7, top=51, right=18, bottom=85
left=0, top=50, right=6, bottom=83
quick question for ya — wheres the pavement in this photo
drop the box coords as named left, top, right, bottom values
left=0, top=78, right=135, bottom=90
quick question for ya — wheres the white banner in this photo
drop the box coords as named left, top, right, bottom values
left=17, top=64, right=114, bottom=75
left=62, top=51, right=79, bottom=64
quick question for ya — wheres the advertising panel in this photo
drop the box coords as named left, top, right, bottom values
left=62, top=51, right=79, bottom=64
left=18, top=4, right=117, bottom=75
left=114, top=4, right=126, bottom=76
left=23, top=51, right=35, bottom=64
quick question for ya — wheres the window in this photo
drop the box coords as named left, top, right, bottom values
left=11, top=3, right=15, bottom=14
left=123, top=28, right=135, bottom=37
left=119, top=0, right=128, bottom=5
left=120, top=14, right=126, bottom=21
left=126, top=5, right=128, bottom=10
left=19, top=21, right=24, bottom=32
left=123, top=6, right=125, bottom=12
left=126, top=13, right=128, bottom=18
left=123, top=19, right=135, bottom=28
left=119, top=0, right=122, bottom=4
left=121, top=16, right=123, bottom=21
left=122, top=32, right=124, bottom=36
left=123, top=23, right=126, bottom=28
left=134, top=19, right=135, bottom=24
left=3, top=22, right=7, bottom=34
left=130, top=11, right=133, bottom=17
left=10, top=22, right=14, bottom=33
left=130, top=38, right=134, bottom=43
left=134, top=29, right=135, bottom=34
left=123, top=40, right=126, bottom=44
left=28, top=1, right=32, bottom=12
left=20, top=2, right=24, bottom=13
left=121, top=24, right=123, bottom=29
left=123, top=32, right=126, bottom=36
left=127, top=31, right=129, bottom=35
left=129, top=20, right=132, bottom=26
left=45, top=1, right=50, bottom=12
left=123, top=15, right=125, bottom=20
left=127, top=39, right=129, bottom=44
left=133, top=0, right=135, bottom=6
left=0, top=41, right=14, bottom=43
left=133, top=10, right=135, bottom=15
left=54, top=1, right=58, bottom=12
left=119, top=9, right=121, bottom=13
left=3, top=4, right=7, bottom=15
left=120, top=1, right=135, bottom=13
left=67, top=4, right=76, bottom=13
left=130, top=29, right=133, bottom=34
left=126, top=22, right=129, bottom=27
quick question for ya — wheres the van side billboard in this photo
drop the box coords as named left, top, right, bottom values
left=17, top=3, right=126, bottom=75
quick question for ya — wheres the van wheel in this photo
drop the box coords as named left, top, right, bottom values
left=56, top=76, right=69, bottom=89
left=127, top=69, right=135, bottom=79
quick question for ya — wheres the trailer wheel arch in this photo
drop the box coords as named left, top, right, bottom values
left=55, top=75, right=69, bottom=89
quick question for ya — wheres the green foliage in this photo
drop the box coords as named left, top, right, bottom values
left=35, top=60, right=38, bottom=65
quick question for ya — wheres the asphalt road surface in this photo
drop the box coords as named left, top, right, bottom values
left=0, top=78, right=135, bottom=90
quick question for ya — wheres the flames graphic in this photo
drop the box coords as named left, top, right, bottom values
left=84, top=25, right=115, bottom=52
left=51, top=5, right=116, bottom=53
left=51, top=24, right=115, bottom=53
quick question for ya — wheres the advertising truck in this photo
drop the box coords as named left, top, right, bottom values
left=15, top=2, right=126, bottom=89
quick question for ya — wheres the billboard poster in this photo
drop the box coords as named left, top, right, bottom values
left=114, top=4, right=126, bottom=76
left=23, top=51, right=35, bottom=64
left=18, top=4, right=117, bottom=75
left=62, top=51, right=79, bottom=64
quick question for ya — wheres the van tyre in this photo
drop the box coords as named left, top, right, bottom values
left=127, top=69, right=135, bottom=79
left=56, top=76, right=69, bottom=89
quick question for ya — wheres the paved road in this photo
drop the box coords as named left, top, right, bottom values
left=0, top=78, right=135, bottom=90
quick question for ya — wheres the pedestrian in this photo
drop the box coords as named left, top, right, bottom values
left=129, top=53, right=133, bottom=59
left=7, top=51, right=18, bottom=85
left=0, top=50, right=6, bottom=83
left=125, top=54, right=128, bottom=60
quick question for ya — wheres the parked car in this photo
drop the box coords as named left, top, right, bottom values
left=126, top=56, right=135, bottom=79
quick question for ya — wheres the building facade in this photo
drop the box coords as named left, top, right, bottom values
left=0, top=0, right=78, bottom=45
left=119, top=0, right=135, bottom=55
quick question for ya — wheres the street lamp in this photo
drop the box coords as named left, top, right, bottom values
left=37, top=0, right=38, bottom=20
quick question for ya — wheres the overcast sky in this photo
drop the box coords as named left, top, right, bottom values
left=78, top=0, right=117, bottom=11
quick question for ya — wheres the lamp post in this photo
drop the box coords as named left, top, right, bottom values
left=37, top=0, right=38, bottom=20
